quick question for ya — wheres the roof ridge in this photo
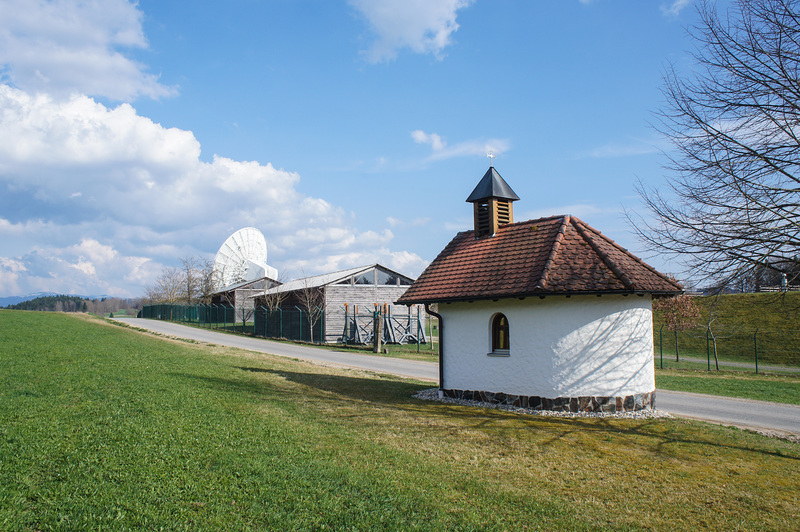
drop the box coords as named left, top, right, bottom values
left=536, top=215, right=570, bottom=290
left=573, top=218, right=683, bottom=291
left=571, top=218, right=635, bottom=290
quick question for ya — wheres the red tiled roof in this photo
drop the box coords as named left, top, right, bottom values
left=396, top=215, right=683, bottom=304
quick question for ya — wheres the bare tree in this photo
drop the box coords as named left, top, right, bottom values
left=260, top=272, right=287, bottom=312
left=654, top=295, right=702, bottom=362
left=633, top=0, right=800, bottom=286
left=180, top=256, right=202, bottom=305
left=296, top=272, right=325, bottom=343
left=699, top=295, right=734, bottom=370
left=197, top=257, right=217, bottom=304
left=153, top=266, right=186, bottom=303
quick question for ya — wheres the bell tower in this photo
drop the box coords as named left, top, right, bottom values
left=466, top=165, right=519, bottom=237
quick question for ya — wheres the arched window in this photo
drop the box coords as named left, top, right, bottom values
left=491, top=313, right=510, bottom=352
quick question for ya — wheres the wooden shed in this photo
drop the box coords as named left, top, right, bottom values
left=253, top=264, right=417, bottom=343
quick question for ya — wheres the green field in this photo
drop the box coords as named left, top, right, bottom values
left=1, top=311, right=798, bottom=531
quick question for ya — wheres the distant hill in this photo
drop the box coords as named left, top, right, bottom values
left=0, top=292, right=60, bottom=308
left=5, top=295, right=90, bottom=312
left=3, top=294, right=139, bottom=315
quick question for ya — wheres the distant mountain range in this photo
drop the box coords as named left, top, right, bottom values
left=0, top=292, right=111, bottom=308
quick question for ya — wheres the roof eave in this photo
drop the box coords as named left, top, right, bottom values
left=397, top=288, right=684, bottom=305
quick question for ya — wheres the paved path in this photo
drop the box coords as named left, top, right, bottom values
left=115, top=318, right=438, bottom=381
left=115, top=318, right=799, bottom=435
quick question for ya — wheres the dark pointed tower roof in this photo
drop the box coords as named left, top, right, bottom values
left=466, top=167, right=520, bottom=203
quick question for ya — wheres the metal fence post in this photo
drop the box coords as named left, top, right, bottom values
left=296, top=306, right=304, bottom=341
left=754, top=327, right=759, bottom=375
left=706, top=327, right=711, bottom=371
left=659, top=325, right=664, bottom=369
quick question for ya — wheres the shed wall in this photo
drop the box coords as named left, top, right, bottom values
left=324, top=285, right=413, bottom=342
left=440, top=295, right=654, bottom=398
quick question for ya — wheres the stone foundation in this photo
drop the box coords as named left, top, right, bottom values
left=441, top=389, right=655, bottom=413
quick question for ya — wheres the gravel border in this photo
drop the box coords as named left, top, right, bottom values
left=414, top=389, right=800, bottom=442
left=413, top=388, right=673, bottom=420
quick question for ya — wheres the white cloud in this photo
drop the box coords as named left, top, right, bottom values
left=411, top=130, right=445, bottom=151
left=349, top=0, right=474, bottom=63
left=411, top=129, right=510, bottom=162
left=0, top=0, right=175, bottom=101
left=0, top=257, right=26, bottom=273
left=0, top=85, right=427, bottom=295
left=387, top=216, right=430, bottom=228
left=0, top=238, right=161, bottom=297
left=661, top=0, right=692, bottom=16
left=285, top=248, right=428, bottom=281
left=0, top=1, right=431, bottom=297
left=0, top=259, right=24, bottom=295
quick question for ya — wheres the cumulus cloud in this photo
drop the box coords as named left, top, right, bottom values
left=0, top=85, right=426, bottom=296
left=387, top=216, right=430, bottom=228
left=0, top=0, right=175, bottom=101
left=411, top=129, right=510, bottom=162
left=661, top=0, right=692, bottom=16
left=0, top=1, right=432, bottom=297
left=349, top=0, right=473, bottom=63
left=0, top=257, right=25, bottom=295
left=286, top=248, right=428, bottom=280
left=0, top=239, right=159, bottom=297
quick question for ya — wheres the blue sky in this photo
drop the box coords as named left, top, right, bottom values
left=0, top=0, right=705, bottom=298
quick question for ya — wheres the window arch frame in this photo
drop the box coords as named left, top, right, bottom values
left=490, top=312, right=510, bottom=355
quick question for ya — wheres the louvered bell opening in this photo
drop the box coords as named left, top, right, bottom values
left=474, top=201, right=492, bottom=237
left=496, top=199, right=512, bottom=226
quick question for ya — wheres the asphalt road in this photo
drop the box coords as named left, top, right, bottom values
left=115, top=318, right=800, bottom=435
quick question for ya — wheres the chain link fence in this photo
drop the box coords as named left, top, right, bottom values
left=654, top=325, right=800, bottom=371
left=140, top=304, right=324, bottom=343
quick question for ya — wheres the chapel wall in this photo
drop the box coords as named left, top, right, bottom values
left=440, top=295, right=655, bottom=401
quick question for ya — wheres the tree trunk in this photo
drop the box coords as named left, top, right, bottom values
left=373, top=309, right=382, bottom=354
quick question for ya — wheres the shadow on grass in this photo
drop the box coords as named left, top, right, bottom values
left=173, top=366, right=800, bottom=462
left=236, top=366, right=427, bottom=405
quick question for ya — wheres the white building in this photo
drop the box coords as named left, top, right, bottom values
left=397, top=167, right=682, bottom=412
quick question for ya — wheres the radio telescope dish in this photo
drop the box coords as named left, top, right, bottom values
left=213, top=227, right=277, bottom=290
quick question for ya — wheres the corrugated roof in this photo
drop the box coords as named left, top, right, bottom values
left=211, top=276, right=275, bottom=295
left=396, top=215, right=683, bottom=304
left=465, top=167, right=520, bottom=202
left=263, top=264, right=414, bottom=294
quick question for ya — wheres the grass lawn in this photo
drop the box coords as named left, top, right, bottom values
left=2, top=311, right=798, bottom=531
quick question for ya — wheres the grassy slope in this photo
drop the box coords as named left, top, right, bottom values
left=2, top=311, right=798, bottom=531
left=653, top=292, right=800, bottom=366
